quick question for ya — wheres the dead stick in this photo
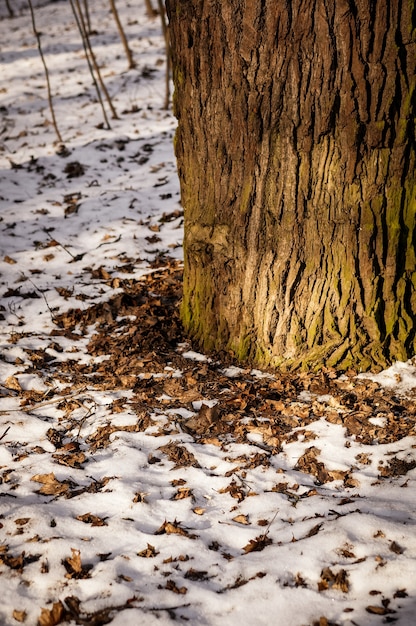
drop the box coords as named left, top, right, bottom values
left=74, top=0, right=119, bottom=119
left=157, top=0, right=170, bottom=109
left=68, top=0, right=112, bottom=128
left=109, top=0, right=135, bottom=70
left=28, top=0, right=63, bottom=143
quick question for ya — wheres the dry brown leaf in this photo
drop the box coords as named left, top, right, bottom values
left=5, top=375, right=22, bottom=392
left=242, top=534, right=272, bottom=554
left=303, top=523, right=323, bottom=538
left=245, top=423, right=280, bottom=447
left=52, top=451, right=86, bottom=468
left=192, top=507, right=206, bottom=515
left=76, top=513, right=107, bottom=527
left=62, top=548, right=91, bottom=579
left=65, top=548, right=82, bottom=574
left=12, top=610, right=27, bottom=623
left=38, top=602, right=65, bottom=626
left=172, top=487, right=193, bottom=500
left=295, top=447, right=334, bottom=483
left=366, top=605, right=393, bottom=615
left=165, top=579, right=187, bottom=594
left=184, top=568, right=209, bottom=581
left=0, top=552, right=31, bottom=571
left=137, top=543, right=159, bottom=558
left=158, top=442, right=200, bottom=469
left=154, top=519, right=196, bottom=538
left=31, top=473, right=69, bottom=496
left=318, top=567, right=349, bottom=593
left=389, top=540, right=404, bottom=554
left=232, top=514, right=250, bottom=525
left=219, top=480, right=246, bottom=502
left=182, top=403, right=220, bottom=436
left=379, top=457, right=416, bottom=477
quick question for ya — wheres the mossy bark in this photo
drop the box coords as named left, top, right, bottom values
left=166, top=0, right=416, bottom=372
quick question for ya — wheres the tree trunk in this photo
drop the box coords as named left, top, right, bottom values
left=166, top=0, right=416, bottom=372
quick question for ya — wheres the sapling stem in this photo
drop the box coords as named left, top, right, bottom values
left=28, top=0, right=63, bottom=143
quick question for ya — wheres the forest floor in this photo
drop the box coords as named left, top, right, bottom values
left=1, top=1, right=416, bottom=625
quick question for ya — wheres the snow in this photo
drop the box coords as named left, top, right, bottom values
left=358, top=359, right=416, bottom=395
left=1, top=2, right=416, bottom=625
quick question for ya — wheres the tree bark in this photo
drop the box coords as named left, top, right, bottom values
left=167, top=0, right=416, bottom=372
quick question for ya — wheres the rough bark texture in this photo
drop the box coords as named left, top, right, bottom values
left=166, top=0, right=416, bottom=371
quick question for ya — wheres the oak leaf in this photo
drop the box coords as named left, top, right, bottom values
left=242, top=534, right=272, bottom=554
left=31, top=473, right=69, bottom=496
left=137, top=543, right=159, bottom=558
left=38, top=602, right=65, bottom=626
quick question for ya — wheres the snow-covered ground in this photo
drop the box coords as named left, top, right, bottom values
left=1, top=2, right=416, bottom=625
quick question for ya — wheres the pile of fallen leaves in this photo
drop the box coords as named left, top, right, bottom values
left=11, top=259, right=416, bottom=479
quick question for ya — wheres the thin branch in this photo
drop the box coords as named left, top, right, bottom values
left=82, top=0, right=91, bottom=34
left=144, top=0, right=158, bottom=18
left=25, top=275, right=58, bottom=322
left=157, top=0, right=171, bottom=109
left=109, top=0, right=135, bottom=70
left=5, top=0, right=14, bottom=18
left=0, top=427, right=11, bottom=441
left=27, top=0, right=63, bottom=143
left=74, top=0, right=119, bottom=119
left=68, top=0, right=112, bottom=128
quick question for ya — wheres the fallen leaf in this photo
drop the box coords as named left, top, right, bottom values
left=232, top=514, right=250, bottom=525
left=53, top=451, right=86, bottom=468
left=303, top=523, right=323, bottom=538
left=12, top=610, right=27, bottom=623
left=62, top=549, right=92, bottom=579
left=5, top=375, right=22, bottom=392
left=192, top=507, right=206, bottom=515
left=137, top=543, right=159, bottom=558
left=318, top=567, right=349, bottom=593
left=76, top=513, right=107, bottom=526
left=242, top=534, right=272, bottom=554
left=182, top=403, right=220, bottom=436
left=389, top=540, right=404, bottom=554
left=172, top=487, right=193, bottom=500
left=0, top=551, right=41, bottom=571
left=165, top=579, right=187, bottom=594
left=38, top=602, right=65, bottom=626
left=366, top=605, right=394, bottom=615
left=184, top=568, right=209, bottom=581
left=158, top=442, right=200, bottom=469
left=31, top=473, right=69, bottom=496
left=155, top=519, right=196, bottom=539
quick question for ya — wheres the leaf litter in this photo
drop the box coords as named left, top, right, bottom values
left=1, top=1, right=416, bottom=625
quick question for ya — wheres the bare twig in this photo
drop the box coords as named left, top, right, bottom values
left=5, top=0, right=14, bottom=17
left=82, top=0, right=91, bottom=34
left=157, top=0, right=171, bottom=109
left=0, top=427, right=11, bottom=442
left=75, top=0, right=119, bottom=119
left=68, top=0, right=113, bottom=128
left=25, top=275, right=57, bottom=322
left=144, top=0, right=158, bottom=18
left=0, top=388, right=89, bottom=416
left=109, top=0, right=135, bottom=70
left=42, top=228, right=84, bottom=261
left=27, top=0, right=63, bottom=143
